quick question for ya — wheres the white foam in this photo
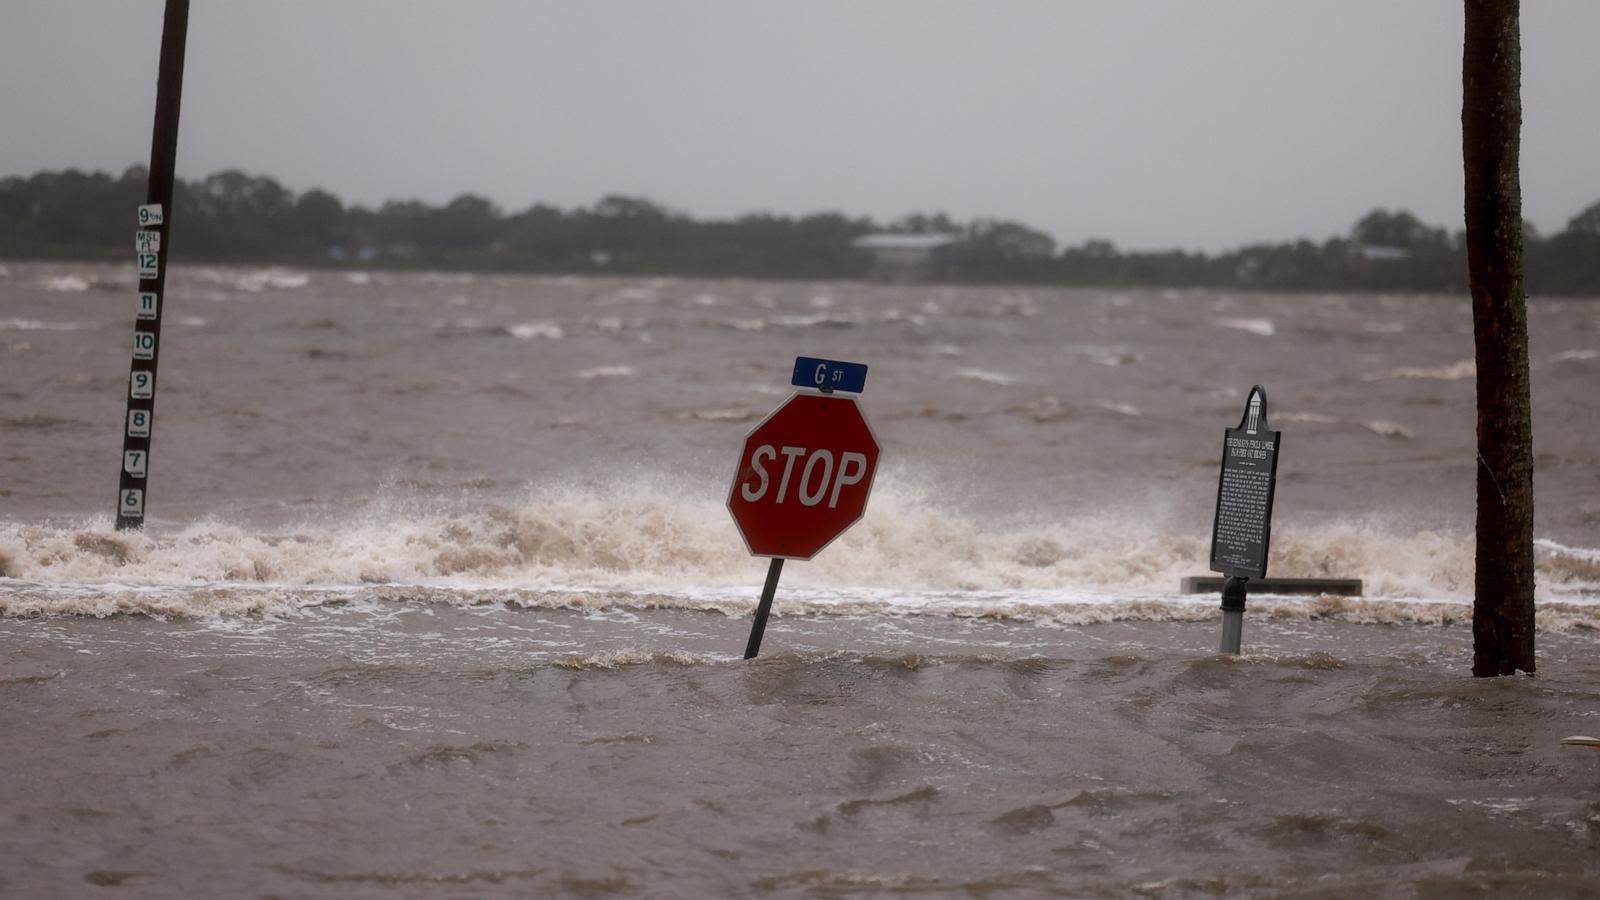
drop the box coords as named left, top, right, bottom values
left=576, top=365, right=635, bottom=379
left=0, top=318, right=92, bottom=331
left=955, top=368, right=1019, bottom=386
left=877, top=308, right=928, bottom=327
left=1216, top=318, right=1275, bottom=337
left=39, top=275, right=91, bottom=292
left=227, top=269, right=311, bottom=292
left=1093, top=401, right=1141, bottom=417
left=679, top=408, right=755, bottom=422
left=510, top=321, right=564, bottom=340
left=1364, top=360, right=1475, bottom=381
left=1363, top=420, right=1414, bottom=439
left=1536, top=538, right=1600, bottom=563
left=1276, top=412, right=1338, bottom=425
left=1553, top=349, right=1599, bottom=363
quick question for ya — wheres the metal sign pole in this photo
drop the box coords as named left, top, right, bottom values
left=743, top=558, right=785, bottom=659
left=1219, top=576, right=1248, bottom=654
left=116, top=0, right=190, bottom=530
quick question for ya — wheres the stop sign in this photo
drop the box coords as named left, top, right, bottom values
left=726, top=392, right=881, bottom=559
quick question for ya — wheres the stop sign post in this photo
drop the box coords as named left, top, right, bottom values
left=728, top=359, right=880, bottom=658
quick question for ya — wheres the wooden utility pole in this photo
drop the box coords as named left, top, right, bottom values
left=1463, top=0, right=1535, bottom=675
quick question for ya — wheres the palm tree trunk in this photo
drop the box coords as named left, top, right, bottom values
left=1463, top=0, right=1535, bottom=675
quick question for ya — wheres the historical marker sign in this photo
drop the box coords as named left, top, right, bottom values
left=1209, top=385, right=1281, bottom=579
left=727, top=392, right=881, bottom=560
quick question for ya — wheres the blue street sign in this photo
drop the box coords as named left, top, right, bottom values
left=792, top=357, right=869, bottom=393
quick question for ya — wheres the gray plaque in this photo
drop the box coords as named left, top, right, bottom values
left=1209, top=385, right=1280, bottom=579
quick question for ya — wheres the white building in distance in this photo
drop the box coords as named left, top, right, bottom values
left=851, top=232, right=963, bottom=281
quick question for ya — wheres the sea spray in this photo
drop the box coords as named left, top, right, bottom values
left=2, top=479, right=1595, bottom=620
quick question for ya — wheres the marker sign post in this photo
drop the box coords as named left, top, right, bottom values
left=1208, top=385, right=1281, bottom=654
left=728, top=358, right=880, bottom=658
left=116, top=0, right=189, bottom=530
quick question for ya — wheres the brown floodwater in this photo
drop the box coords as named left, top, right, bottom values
left=2, top=262, right=1598, bottom=896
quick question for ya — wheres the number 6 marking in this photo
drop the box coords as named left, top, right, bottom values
left=120, top=489, right=144, bottom=516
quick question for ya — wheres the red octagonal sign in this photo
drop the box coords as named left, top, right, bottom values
left=726, top=393, right=881, bottom=559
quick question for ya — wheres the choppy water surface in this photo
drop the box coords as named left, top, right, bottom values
left=3, top=262, right=1599, bottom=896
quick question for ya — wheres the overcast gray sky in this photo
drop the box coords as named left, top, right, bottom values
left=4, top=1, right=1598, bottom=251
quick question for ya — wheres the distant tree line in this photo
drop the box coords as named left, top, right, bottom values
left=3, top=165, right=1598, bottom=294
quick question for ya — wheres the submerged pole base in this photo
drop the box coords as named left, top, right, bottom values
left=744, top=558, right=785, bottom=660
left=1219, top=609, right=1244, bottom=655
left=1218, top=576, right=1248, bottom=655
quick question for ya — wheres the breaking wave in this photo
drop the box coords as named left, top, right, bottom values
left=1, top=481, right=1595, bottom=623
